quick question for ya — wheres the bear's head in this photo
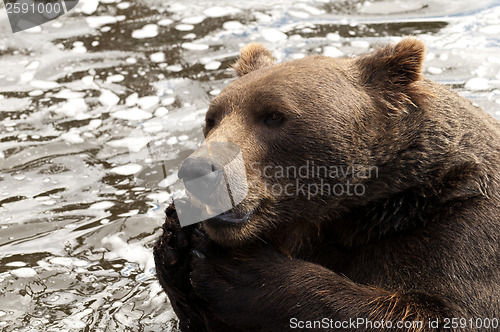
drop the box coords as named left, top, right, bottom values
left=181, top=38, right=430, bottom=249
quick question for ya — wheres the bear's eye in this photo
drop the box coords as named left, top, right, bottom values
left=263, top=112, right=284, bottom=127
left=205, top=118, right=216, bottom=130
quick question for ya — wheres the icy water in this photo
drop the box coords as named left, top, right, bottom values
left=0, top=0, right=499, bottom=331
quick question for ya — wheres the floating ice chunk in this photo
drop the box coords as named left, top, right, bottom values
left=161, top=97, right=175, bottom=106
left=262, top=28, right=287, bottom=42
left=180, top=113, right=197, bottom=122
left=203, top=6, right=241, bottom=18
left=25, top=26, right=42, bottom=33
left=182, top=43, right=209, bottom=51
left=132, top=24, right=159, bottom=39
left=118, top=210, right=139, bottom=217
left=254, top=12, right=272, bottom=23
left=81, top=75, right=96, bottom=87
left=183, top=33, right=196, bottom=40
left=80, top=0, right=99, bottom=15
left=205, top=61, right=221, bottom=70
left=439, top=53, right=449, bottom=61
left=107, top=136, right=151, bottom=152
left=111, top=107, right=152, bottom=121
left=126, top=57, right=137, bottom=64
left=49, top=257, right=89, bottom=267
left=125, top=93, right=138, bottom=106
left=158, top=18, right=173, bottom=26
left=154, top=106, right=169, bottom=117
left=55, top=98, right=88, bottom=117
left=72, top=41, right=87, bottom=53
left=223, top=20, right=244, bottom=30
left=86, top=16, right=118, bottom=28
left=465, top=77, right=489, bottom=91
left=137, top=96, right=159, bottom=109
left=167, top=64, right=183, bottom=72
left=117, top=2, right=130, bottom=10
left=147, top=192, right=172, bottom=203
left=290, top=10, right=310, bottom=18
left=20, top=71, right=34, bottom=82
left=167, top=136, right=178, bottom=145
left=210, top=89, right=221, bottom=96
left=480, top=25, right=500, bottom=35
left=326, top=32, right=341, bottom=41
left=182, top=16, right=205, bottom=24
left=150, top=52, right=165, bottom=63
left=110, top=164, right=143, bottom=175
left=351, top=40, right=370, bottom=49
left=142, top=120, right=164, bottom=133
left=89, top=201, right=115, bottom=210
left=26, top=61, right=40, bottom=70
left=323, top=46, right=343, bottom=58
left=6, top=261, right=26, bottom=267
left=61, top=130, right=84, bottom=144
left=294, top=3, right=325, bottom=15
left=11, top=267, right=37, bottom=278
left=29, top=90, right=43, bottom=96
left=427, top=67, right=443, bottom=75
left=101, top=234, right=154, bottom=271
left=159, top=172, right=178, bottom=188
left=106, top=74, right=125, bottom=83
left=288, top=53, right=305, bottom=60
left=88, top=119, right=102, bottom=129
left=168, top=3, right=186, bottom=12
left=176, top=24, right=194, bottom=31
left=54, top=89, right=85, bottom=99
left=99, top=89, right=120, bottom=107
left=61, top=309, right=93, bottom=329
left=30, top=80, right=60, bottom=90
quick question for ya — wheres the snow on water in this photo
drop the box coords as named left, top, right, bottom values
left=0, top=0, right=499, bottom=330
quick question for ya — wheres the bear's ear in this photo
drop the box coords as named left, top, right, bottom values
left=356, top=38, right=425, bottom=88
left=232, top=43, right=275, bottom=77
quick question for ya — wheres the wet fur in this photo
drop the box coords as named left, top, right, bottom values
left=155, top=39, right=500, bottom=331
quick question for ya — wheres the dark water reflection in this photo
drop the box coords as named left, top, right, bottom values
left=0, top=0, right=499, bottom=330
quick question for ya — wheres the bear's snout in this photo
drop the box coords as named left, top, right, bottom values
left=178, top=157, right=223, bottom=204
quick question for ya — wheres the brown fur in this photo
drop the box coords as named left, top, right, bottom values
left=154, top=38, right=500, bottom=331
left=231, top=43, right=275, bottom=77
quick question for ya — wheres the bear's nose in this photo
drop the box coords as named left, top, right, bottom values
left=178, top=157, right=223, bottom=203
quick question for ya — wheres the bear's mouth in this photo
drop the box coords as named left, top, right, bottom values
left=206, top=208, right=254, bottom=225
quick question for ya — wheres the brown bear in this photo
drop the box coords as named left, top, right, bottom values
left=154, top=38, right=500, bottom=331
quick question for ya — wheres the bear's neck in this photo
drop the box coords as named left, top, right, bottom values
left=329, top=91, right=496, bottom=248
left=329, top=158, right=491, bottom=248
